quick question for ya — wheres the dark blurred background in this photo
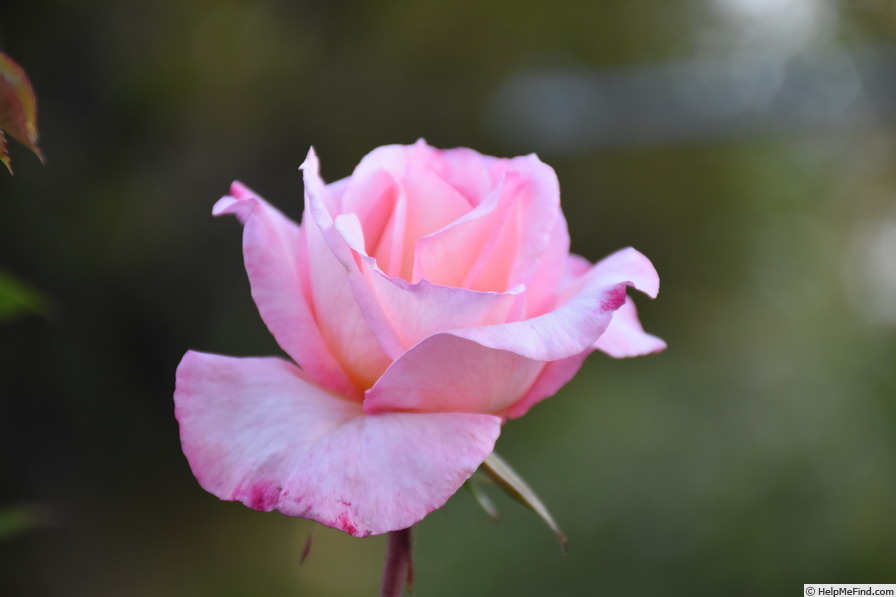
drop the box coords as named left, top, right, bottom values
left=3, top=1, right=896, bottom=595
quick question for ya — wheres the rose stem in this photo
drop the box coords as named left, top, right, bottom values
left=380, top=527, right=413, bottom=597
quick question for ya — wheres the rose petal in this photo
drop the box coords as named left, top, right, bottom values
left=301, top=151, right=400, bottom=387
left=356, top=269, right=518, bottom=351
left=476, top=154, right=562, bottom=294
left=460, top=171, right=525, bottom=292
left=353, top=164, right=472, bottom=282
left=501, top=351, right=590, bottom=419
left=401, top=165, right=473, bottom=281
left=423, top=144, right=502, bottom=206
left=412, top=178, right=512, bottom=290
left=567, top=246, right=661, bottom=301
left=365, top=248, right=660, bottom=414
left=368, top=172, right=407, bottom=279
left=594, top=297, right=667, bottom=357
left=363, top=275, right=625, bottom=415
left=339, top=143, right=413, bottom=218
left=365, top=334, right=544, bottom=415
left=518, top=214, right=571, bottom=319
left=413, top=155, right=561, bottom=294
left=334, top=205, right=520, bottom=352
left=336, top=143, right=465, bottom=277
left=175, top=351, right=502, bottom=537
left=446, top=274, right=640, bottom=363
left=212, top=182, right=356, bottom=398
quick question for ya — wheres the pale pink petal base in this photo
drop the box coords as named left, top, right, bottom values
left=175, top=351, right=502, bottom=537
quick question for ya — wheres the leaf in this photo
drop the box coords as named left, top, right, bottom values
left=480, top=451, right=568, bottom=553
left=0, top=267, right=54, bottom=322
left=0, top=51, right=44, bottom=174
left=0, top=504, right=53, bottom=542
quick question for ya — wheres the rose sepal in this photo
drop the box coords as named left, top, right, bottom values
left=480, top=451, right=568, bottom=553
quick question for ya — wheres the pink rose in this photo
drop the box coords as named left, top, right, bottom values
left=174, top=140, right=664, bottom=537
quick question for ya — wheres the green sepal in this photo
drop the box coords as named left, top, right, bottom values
left=480, top=452, right=568, bottom=553
left=465, top=473, right=501, bottom=522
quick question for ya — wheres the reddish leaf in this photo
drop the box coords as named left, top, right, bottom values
left=0, top=52, right=44, bottom=174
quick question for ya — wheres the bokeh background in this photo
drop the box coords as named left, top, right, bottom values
left=3, top=0, right=896, bottom=595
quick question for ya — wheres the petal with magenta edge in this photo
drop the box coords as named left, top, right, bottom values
left=594, top=297, right=667, bottom=358
left=175, top=351, right=502, bottom=537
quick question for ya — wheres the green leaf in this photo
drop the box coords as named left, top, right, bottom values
left=0, top=51, right=44, bottom=174
left=480, top=452, right=568, bottom=553
left=0, top=267, right=54, bottom=322
left=0, top=505, right=52, bottom=542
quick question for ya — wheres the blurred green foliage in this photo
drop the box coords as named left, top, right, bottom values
left=2, top=1, right=896, bottom=596
left=0, top=504, right=52, bottom=542
left=0, top=268, right=52, bottom=322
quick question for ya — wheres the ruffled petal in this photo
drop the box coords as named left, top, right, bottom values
left=212, top=182, right=355, bottom=398
left=175, top=351, right=502, bottom=537
left=594, top=297, right=667, bottom=357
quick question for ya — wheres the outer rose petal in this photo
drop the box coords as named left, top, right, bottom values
left=567, top=246, right=660, bottom=301
left=175, top=351, right=502, bottom=537
left=212, top=183, right=356, bottom=398
left=594, top=297, right=667, bottom=357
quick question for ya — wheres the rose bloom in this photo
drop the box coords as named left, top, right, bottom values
left=174, top=140, right=664, bottom=537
